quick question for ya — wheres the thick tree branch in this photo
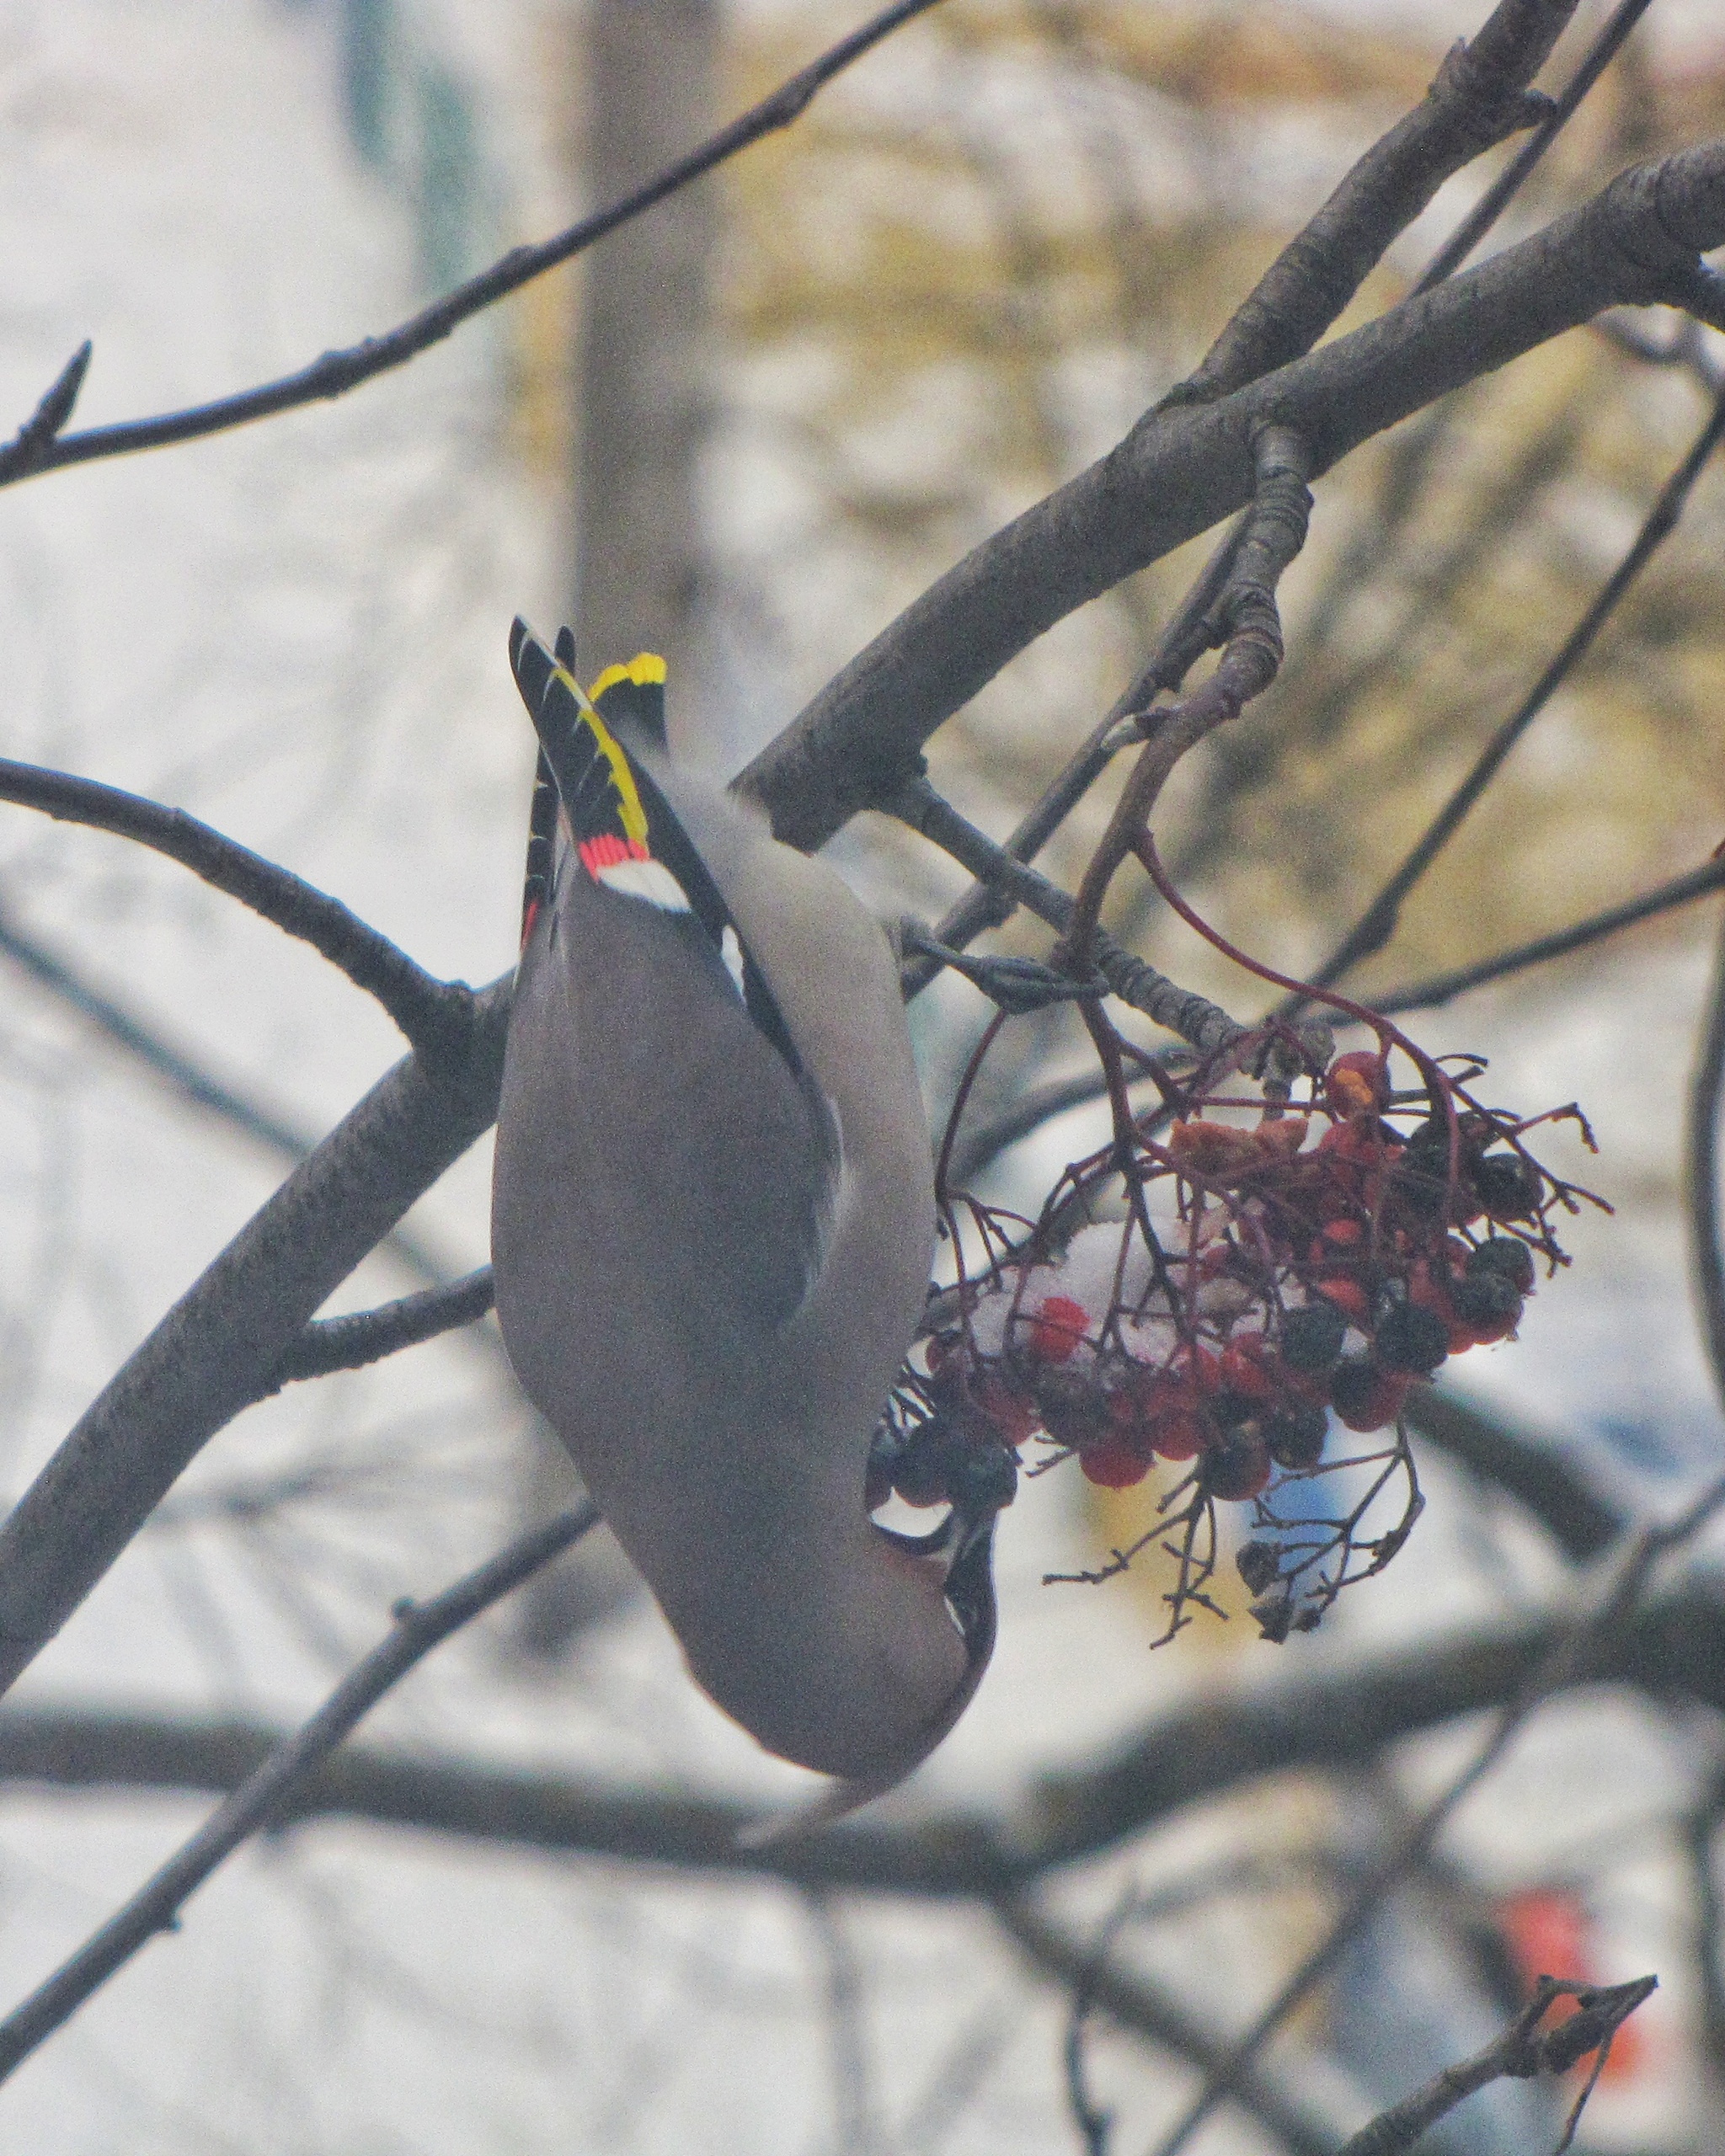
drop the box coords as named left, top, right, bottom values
left=11, top=1566, right=1725, bottom=1891
left=0, top=0, right=946, bottom=486
left=743, top=140, right=1725, bottom=851
left=0, top=980, right=511, bottom=1697
left=0, top=760, right=473, bottom=1064
left=0, top=1504, right=599, bottom=2084
left=1167, top=0, right=1575, bottom=409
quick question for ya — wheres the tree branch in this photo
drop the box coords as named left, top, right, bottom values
left=0, top=0, right=948, bottom=487
left=1689, top=906, right=1725, bottom=1417
left=1303, top=382, right=1725, bottom=996
left=994, top=1895, right=1340, bottom=2156
left=0, top=1503, right=599, bottom=2084
left=0, top=760, right=473, bottom=1065
left=1375, top=857, right=1725, bottom=1013
left=263, top=1269, right=496, bottom=1390
left=1336, top=1973, right=1655, bottom=2156
left=0, top=979, right=511, bottom=1699
left=13, top=1564, right=1725, bottom=1891
left=1166, top=0, right=1576, bottom=410
left=743, top=139, right=1725, bottom=851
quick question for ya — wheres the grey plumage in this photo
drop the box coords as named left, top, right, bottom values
left=491, top=625, right=995, bottom=1796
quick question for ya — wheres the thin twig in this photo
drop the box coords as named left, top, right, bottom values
left=0, top=1, right=948, bottom=487
left=1149, top=1475, right=1725, bottom=2156
left=263, top=1269, right=496, bottom=1390
left=0, top=341, right=92, bottom=484
left=1062, top=1892, right=1135, bottom=2156
left=1302, top=385, right=1725, bottom=998
left=0, top=1502, right=599, bottom=2084
left=890, top=782, right=1251, bottom=1055
left=0, top=759, right=473, bottom=1064
left=1375, top=856, right=1725, bottom=1014
left=993, top=1896, right=1338, bottom=2156
left=1062, top=424, right=1313, bottom=966
left=1687, top=905, right=1725, bottom=1416
left=1335, top=1973, right=1656, bottom=2156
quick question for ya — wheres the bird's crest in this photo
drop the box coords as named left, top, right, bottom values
left=508, top=618, right=799, bottom=1070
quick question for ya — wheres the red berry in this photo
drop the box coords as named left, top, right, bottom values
left=1203, top=1427, right=1272, bottom=1500
left=1081, top=1442, right=1152, bottom=1488
left=1329, top=1357, right=1412, bottom=1433
left=1026, top=1294, right=1090, bottom=1362
left=1325, top=1051, right=1390, bottom=1116
left=1312, top=1277, right=1370, bottom=1325
left=1151, top=1407, right=1209, bottom=1460
left=1220, top=1336, right=1279, bottom=1401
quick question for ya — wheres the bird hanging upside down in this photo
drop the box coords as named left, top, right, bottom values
left=491, top=620, right=998, bottom=1812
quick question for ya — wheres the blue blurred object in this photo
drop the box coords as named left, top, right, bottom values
left=342, top=0, right=393, bottom=170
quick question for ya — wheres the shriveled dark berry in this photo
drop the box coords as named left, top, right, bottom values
left=1450, top=1271, right=1522, bottom=1327
left=1033, top=1365, right=1108, bottom=1449
left=1469, top=1151, right=1542, bottom=1220
left=1250, top=1588, right=1295, bottom=1643
left=948, top=1443, right=1019, bottom=1514
left=1467, top=1237, right=1535, bottom=1294
left=1201, top=1425, right=1271, bottom=1501
left=1264, top=1399, right=1327, bottom=1470
left=1236, top=1537, right=1281, bottom=1595
left=1373, top=1300, right=1450, bottom=1374
left=1280, top=1299, right=1348, bottom=1371
left=892, top=1426, right=953, bottom=1508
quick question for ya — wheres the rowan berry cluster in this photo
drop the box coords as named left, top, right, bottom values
left=871, top=1038, right=1596, bottom=1638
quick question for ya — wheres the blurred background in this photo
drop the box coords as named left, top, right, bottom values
left=1, top=0, right=1725, bottom=2148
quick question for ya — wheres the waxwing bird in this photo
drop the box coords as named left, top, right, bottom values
left=491, top=621, right=1000, bottom=1800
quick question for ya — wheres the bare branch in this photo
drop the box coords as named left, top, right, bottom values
left=1336, top=1973, right=1656, bottom=2156
left=13, top=1562, right=1725, bottom=1892
left=1688, top=908, right=1725, bottom=1416
left=1414, top=0, right=1656, bottom=290
left=0, top=979, right=511, bottom=1699
left=1376, top=857, right=1725, bottom=1014
left=263, top=1269, right=496, bottom=1390
left=0, top=1502, right=599, bottom=2084
left=1167, top=0, right=1576, bottom=409
left=744, top=139, right=1725, bottom=851
left=0, top=0, right=948, bottom=487
left=0, top=760, right=473, bottom=1064
left=1402, top=1385, right=1624, bottom=1563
